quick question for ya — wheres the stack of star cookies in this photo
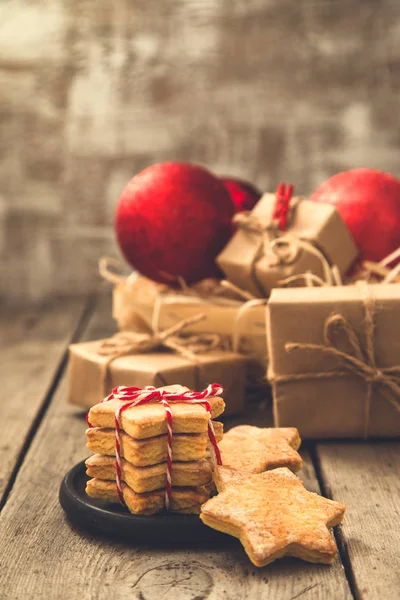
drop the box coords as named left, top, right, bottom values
left=85, top=385, right=225, bottom=515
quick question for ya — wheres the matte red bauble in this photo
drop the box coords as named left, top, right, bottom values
left=115, top=162, right=235, bottom=284
left=310, top=168, right=400, bottom=262
left=220, top=177, right=261, bottom=213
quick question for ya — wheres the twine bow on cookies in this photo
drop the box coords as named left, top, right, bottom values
left=273, top=284, right=400, bottom=438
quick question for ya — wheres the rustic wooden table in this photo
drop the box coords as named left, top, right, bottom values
left=1, top=294, right=399, bottom=600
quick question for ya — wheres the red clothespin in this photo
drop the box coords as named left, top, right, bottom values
left=273, top=183, right=294, bottom=231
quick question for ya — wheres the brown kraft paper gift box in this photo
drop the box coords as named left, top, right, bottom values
left=217, top=193, right=358, bottom=298
left=113, top=278, right=268, bottom=369
left=68, top=341, right=248, bottom=416
left=267, top=284, right=400, bottom=438
left=112, top=276, right=157, bottom=333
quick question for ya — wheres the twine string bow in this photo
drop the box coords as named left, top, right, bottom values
left=233, top=184, right=334, bottom=286
left=97, top=313, right=222, bottom=395
left=275, top=287, right=400, bottom=438
left=86, top=383, right=223, bottom=509
left=233, top=184, right=301, bottom=268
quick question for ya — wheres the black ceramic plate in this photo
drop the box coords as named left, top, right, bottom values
left=59, top=459, right=228, bottom=544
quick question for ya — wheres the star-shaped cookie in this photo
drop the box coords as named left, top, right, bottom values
left=200, top=466, right=346, bottom=567
left=219, top=425, right=302, bottom=473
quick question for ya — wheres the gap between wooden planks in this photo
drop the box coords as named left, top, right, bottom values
left=0, top=297, right=93, bottom=509
left=315, top=442, right=400, bottom=600
left=0, top=294, right=351, bottom=600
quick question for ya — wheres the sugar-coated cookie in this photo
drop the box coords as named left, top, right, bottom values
left=86, top=478, right=210, bottom=515
left=86, top=422, right=223, bottom=466
left=219, top=425, right=302, bottom=473
left=88, top=384, right=225, bottom=439
left=200, top=466, right=346, bottom=567
left=85, top=454, right=212, bottom=493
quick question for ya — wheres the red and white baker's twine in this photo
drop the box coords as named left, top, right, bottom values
left=86, top=383, right=223, bottom=510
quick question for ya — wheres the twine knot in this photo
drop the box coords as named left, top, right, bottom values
left=274, top=284, right=400, bottom=438
left=233, top=184, right=336, bottom=289
left=97, top=313, right=222, bottom=396
left=366, top=369, right=385, bottom=384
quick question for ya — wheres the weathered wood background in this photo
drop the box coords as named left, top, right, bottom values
left=1, top=0, right=399, bottom=302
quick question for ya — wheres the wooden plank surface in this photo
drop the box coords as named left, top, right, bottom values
left=316, top=442, right=400, bottom=600
left=0, top=298, right=88, bottom=506
left=0, top=295, right=351, bottom=600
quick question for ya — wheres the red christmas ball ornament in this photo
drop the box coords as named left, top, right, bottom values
left=115, top=162, right=235, bottom=284
left=220, top=177, right=262, bottom=212
left=310, top=168, right=400, bottom=263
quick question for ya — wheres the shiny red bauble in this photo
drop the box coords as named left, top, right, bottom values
left=115, top=162, right=235, bottom=284
left=310, top=168, right=400, bottom=262
left=220, top=177, right=261, bottom=212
